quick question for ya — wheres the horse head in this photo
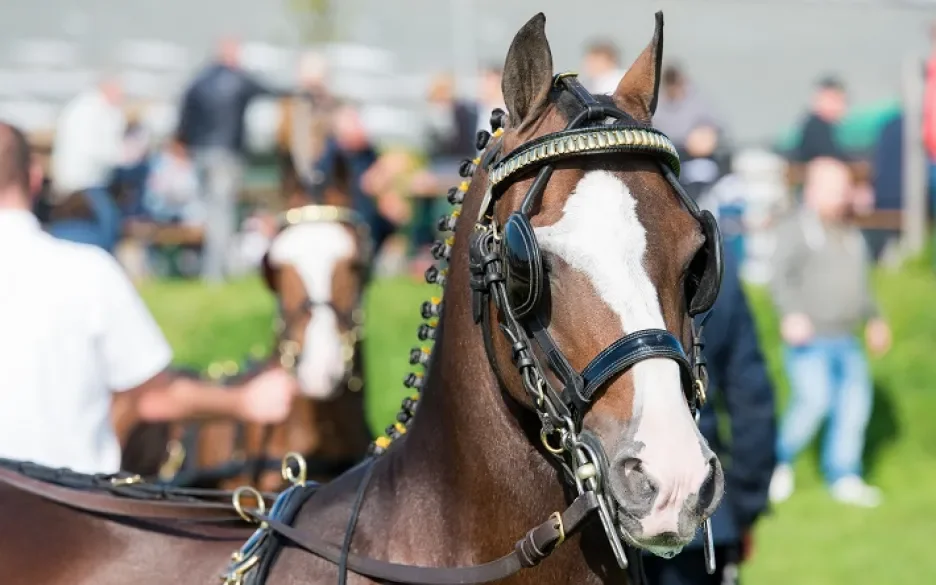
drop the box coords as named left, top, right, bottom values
left=393, top=12, right=726, bottom=564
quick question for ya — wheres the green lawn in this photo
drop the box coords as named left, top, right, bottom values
left=140, top=263, right=936, bottom=584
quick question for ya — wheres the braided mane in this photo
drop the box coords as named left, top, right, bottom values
left=368, top=114, right=505, bottom=455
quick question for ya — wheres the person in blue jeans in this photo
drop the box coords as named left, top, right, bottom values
left=642, top=245, right=777, bottom=585
left=768, top=158, right=891, bottom=508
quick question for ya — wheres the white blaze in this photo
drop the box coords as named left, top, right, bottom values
left=269, top=222, right=356, bottom=399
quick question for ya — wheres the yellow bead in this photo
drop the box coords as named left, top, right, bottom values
left=394, top=422, right=407, bottom=435
left=375, top=436, right=392, bottom=449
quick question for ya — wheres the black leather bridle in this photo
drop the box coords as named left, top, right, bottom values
left=467, top=73, right=722, bottom=574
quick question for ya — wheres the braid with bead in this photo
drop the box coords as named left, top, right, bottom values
left=368, top=110, right=507, bottom=456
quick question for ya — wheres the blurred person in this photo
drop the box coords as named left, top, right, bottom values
left=679, top=124, right=748, bottom=265
left=921, top=21, right=936, bottom=241
left=867, top=112, right=903, bottom=264
left=360, top=149, right=416, bottom=228
left=296, top=50, right=334, bottom=107
left=313, top=102, right=401, bottom=256
left=678, top=124, right=731, bottom=203
left=175, top=36, right=300, bottom=283
left=653, top=62, right=723, bottom=150
left=276, top=50, right=338, bottom=208
left=409, top=73, right=479, bottom=276
left=47, top=75, right=129, bottom=253
left=581, top=39, right=626, bottom=95
left=142, top=140, right=203, bottom=226
left=425, top=72, right=478, bottom=162
left=643, top=246, right=776, bottom=585
left=789, top=76, right=851, bottom=165
left=475, top=64, right=505, bottom=132
left=768, top=157, right=891, bottom=508
left=110, top=102, right=154, bottom=220
left=0, top=121, right=297, bottom=474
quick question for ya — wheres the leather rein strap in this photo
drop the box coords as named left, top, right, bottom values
left=248, top=492, right=599, bottom=585
left=0, top=466, right=265, bottom=523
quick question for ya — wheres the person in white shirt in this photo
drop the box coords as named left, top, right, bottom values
left=44, top=77, right=130, bottom=253
left=0, top=121, right=298, bottom=474
left=580, top=39, right=627, bottom=96
left=51, top=76, right=129, bottom=199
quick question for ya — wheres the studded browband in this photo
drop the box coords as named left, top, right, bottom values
left=276, top=204, right=373, bottom=262
left=489, top=125, right=681, bottom=190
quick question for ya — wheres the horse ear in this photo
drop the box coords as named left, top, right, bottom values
left=501, top=12, right=554, bottom=129
left=613, top=11, right=664, bottom=123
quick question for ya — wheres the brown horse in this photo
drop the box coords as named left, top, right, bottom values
left=0, top=12, right=725, bottom=585
left=119, top=95, right=372, bottom=492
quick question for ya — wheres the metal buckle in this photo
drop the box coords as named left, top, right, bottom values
left=220, top=552, right=259, bottom=585
left=694, top=378, right=707, bottom=407
left=232, top=486, right=267, bottom=524
left=281, top=452, right=308, bottom=487
left=549, top=511, right=566, bottom=548
left=110, top=474, right=142, bottom=487
left=158, top=439, right=186, bottom=482
left=553, top=71, right=579, bottom=87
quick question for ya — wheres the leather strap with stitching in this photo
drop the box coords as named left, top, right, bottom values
left=0, top=467, right=264, bottom=522
left=249, top=491, right=599, bottom=585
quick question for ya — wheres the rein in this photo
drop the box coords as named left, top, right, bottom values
left=247, top=491, right=600, bottom=584
left=0, top=462, right=272, bottom=524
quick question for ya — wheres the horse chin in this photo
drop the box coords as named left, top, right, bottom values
left=614, top=510, right=691, bottom=559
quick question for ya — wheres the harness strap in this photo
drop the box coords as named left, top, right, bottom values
left=249, top=491, right=599, bottom=585
left=0, top=467, right=266, bottom=523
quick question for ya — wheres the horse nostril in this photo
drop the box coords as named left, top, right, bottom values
left=615, top=458, right=657, bottom=511
left=696, top=457, right=723, bottom=515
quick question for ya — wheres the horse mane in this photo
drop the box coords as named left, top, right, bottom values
left=366, top=120, right=499, bottom=454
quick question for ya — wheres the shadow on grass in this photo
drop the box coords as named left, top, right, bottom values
left=802, top=382, right=901, bottom=481
left=863, top=382, right=901, bottom=477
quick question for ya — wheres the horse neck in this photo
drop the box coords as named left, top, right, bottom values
left=396, top=183, right=568, bottom=553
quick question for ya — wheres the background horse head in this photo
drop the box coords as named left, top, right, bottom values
left=119, top=95, right=373, bottom=492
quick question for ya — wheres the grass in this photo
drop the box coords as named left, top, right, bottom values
left=139, top=263, right=936, bottom=584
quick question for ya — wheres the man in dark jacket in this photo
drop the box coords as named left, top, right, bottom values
left=866, top=112, right=903, bottom=263
left=643, top=246, right=777, bottom=585
left=176, top=36, right=297, bottom=282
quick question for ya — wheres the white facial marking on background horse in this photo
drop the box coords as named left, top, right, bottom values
left=533, top=170, right=710, bottom=540
left=269, top=223, right=355, bottom=399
